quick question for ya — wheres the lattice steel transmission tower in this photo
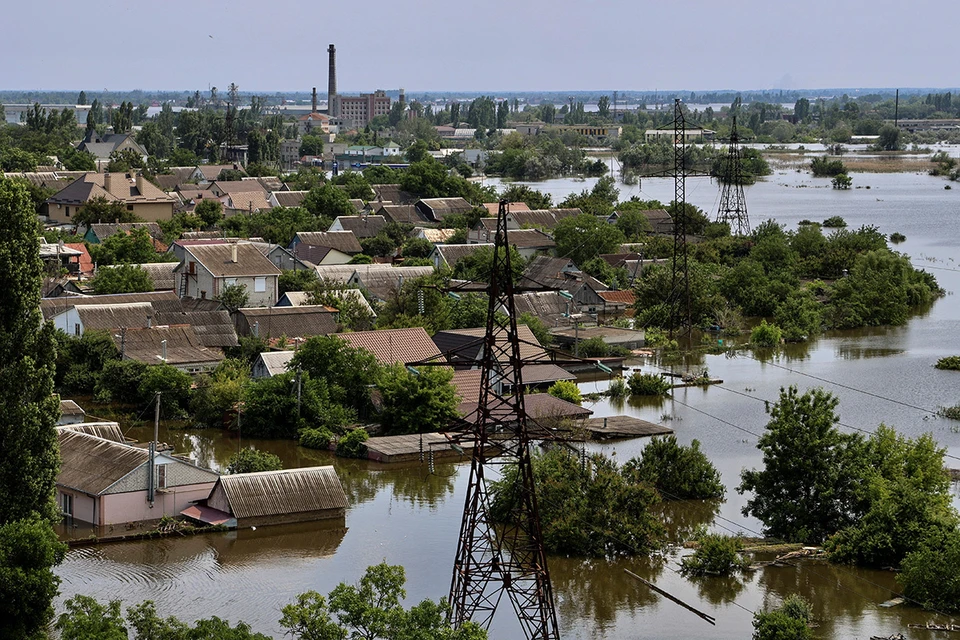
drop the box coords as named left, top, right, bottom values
left=669, top=98, right=692, bottom=338
left=715, top=116, right=751, bottom=236
left=446, top=200, right=560, bottom=639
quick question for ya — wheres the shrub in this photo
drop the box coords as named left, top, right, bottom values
left=680, top=534, right=748, bottom=576
left=935, top=356, right=960, bottom=371
left=94, top=359, right=148, bottom=404
left=336, top=428, right=369, bottom=459
left=752, top=595, right=813, bottom=640
left=627, top=372, right=671, bottom=396
left=576, top=335, right=610, bottom=357
left=831, top=173, right=852, bottom=190
left=899, top=529, right=960, bottom=612
left=811, top=156, right=847, bottom=177
left=299, top=427, right=335, bottom=450
left=624, top=436, right=725, bottom=500
left=889, top=232, right=906, bottom=243
left=547, top=380, right=581, bottom=405
left=226, top=448, right=283, bottom=474
left=750, top=320, right=783, bottom=347
left=608, top=377, right=628, bottom=398
left=822, top=215, right=847, bottom=228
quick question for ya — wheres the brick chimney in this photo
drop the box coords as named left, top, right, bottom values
left=136, top=172, right=145, bottom=195
left=103, top=172, right=114, bottom=195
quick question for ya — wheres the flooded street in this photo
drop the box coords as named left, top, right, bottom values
left=56, top=170, right=960, bottom=638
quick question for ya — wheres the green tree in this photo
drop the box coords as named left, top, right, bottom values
left=376, top=364, right=459, bottom=435
left=499, top=184, right=552, bottom=210
left=139, top=364, right=193, bottom=417
left=73, top=195, right=141, bottom=231
left=547, top=379, right=581, bottom=405
left=299, top=135, right=324, bottom=157
left=280, top=563, right=487, bottom=640
left=227, top=448, right=284, bottom=474
left=194, top=199, right=224, bottom=227
left=899, top=528, right=960, bottom=612
left=877, top=123, right=902, bottom=151
left=738, top=386, right=862, bottom=544
left=452, top=244, right=526, bottom=285
left=489, top=448, right=664, bottom=556
left=243, top=372, right=354, bottom=439
left=552, top=213, right=625, bottom=266
left=91, top=263, right=154, bottom=294
left=624, top=436, right=724, bottom=500
left=0, top=178, right=65, bottom=637
left=291, top=335, right=381, bottom=412
left=219, top=283, right=249, bottom=313
left=831, top=173, right=852, bottom=189
left=87, top=227, right=159, bottom=265
left=55, top=595, right=127, bottom=640
left=302, top=184, right=357, bottom=220
left=190, top=359, right=250, bottom=428
left=752, top=595, right=813, bottom=640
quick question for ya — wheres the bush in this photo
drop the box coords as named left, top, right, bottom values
left=226, top=448, right=283, bottom=474
left=489, top=448, right=664, bottom=556
left=811, top=156, right=847, bottom=177
left=680, top=534, right=748, bottom=576
left=889, top=232, right=906, bottom=243
left=822, top=215, right=847, bottom=228
left=627, top=372, right=671, bottom=396
left=608, top=377, right=628, bottom=398
left=336, top=428, right=369, bottom=459
left=899, top=529, right=960, bottom=612
left=94, top=359, right=147, bottom=404
left=624, top=436, right=725, bottom=500
left=547, top=380, right=581, bottom=405
left=750, top=320, right=782, bottom=347
left=752, top=595, right=813, bottom=640
left=299, top=427, right=335, bottom=450
left=935, top=356, right=960, bottom=371
left=831, top=173, right=852, bottom=190
left=576, top=335, right=610, bottom=357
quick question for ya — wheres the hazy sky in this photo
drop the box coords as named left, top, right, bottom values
left=5, top=0, right=959, bottom=93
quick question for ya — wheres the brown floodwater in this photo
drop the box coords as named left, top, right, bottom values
left=56, top=171, right=960, bottom=638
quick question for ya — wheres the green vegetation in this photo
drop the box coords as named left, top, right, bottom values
left=624, top=436, right=725, bottom=500
left=680, top=534, right=749, bottom=576
left=627, top=372, right=671, bottom=396
left=890, top=232, right=907, bottom=243
left=937, top=404, right=960, bottom=420
left=750, top=320, right=783, bottom=347
left=752, top=595, right=814, bottom=640
left=547, top=379, right=581, bottom=405
left=375, top=364, right=459, bottom=435
left=608, top=376, right=628, bottom=398
left=811, top=156, right=847, bottom=177
left=335, top=428, right=370, bottom=459
left=822, top=215, right=847, bottom=228
left=226, top=448, right=283, bottom=474
left=90, top=263, right=155, bottom=295
left=831, top=173, right=852, bottom=189
left=299, top=427, right=334, bottom=450
left=899, top=529, right=960, bottom=612
left=935, top=356, right=960, bottom=370
left=0, top=178, right=66, bottom=638
left=489, top=448, right=664, bottom=556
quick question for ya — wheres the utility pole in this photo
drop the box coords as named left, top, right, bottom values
left=669, top=99, right=692, bottom=340
left=716, top=115, right=751, bottom=236
left=148, top=392, right=160, bottom=506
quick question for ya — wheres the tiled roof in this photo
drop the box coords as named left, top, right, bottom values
left=597, top=290, right=636, bottom=305
left=63, top=243, right=94, bottom=275
left=482, top=202, right=530, bottom=215
left=415, top=228, right=458, bottom=243
left=227, top=191, right=271, bottom=213
left=40, top=291, right=183, bottom=320
left=117, top=324, right=223, bottom=367
left=338, top=327, right=441, bottom=366
left=272, top=190, right=309, bottom=208
left=49, top=173, right=175, bottom=206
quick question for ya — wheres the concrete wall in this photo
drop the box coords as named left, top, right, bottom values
left=131, top=202, right=175, bottom=223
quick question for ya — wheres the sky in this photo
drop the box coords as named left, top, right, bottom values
left=5, top=0, right=959, bottom=93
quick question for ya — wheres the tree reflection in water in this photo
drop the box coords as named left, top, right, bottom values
left=657, top=500, right=721, bottom=543
left=334, top=459, right=458, bottom=508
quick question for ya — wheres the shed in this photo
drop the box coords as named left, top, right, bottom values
left=204, top=466, right=347, bottom=528
left=252, top=351, right=295, bottom=378
left=58, top=399, right=86, bottom=425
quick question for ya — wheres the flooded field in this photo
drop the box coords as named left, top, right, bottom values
left=56, top=171, right=960, bottom=638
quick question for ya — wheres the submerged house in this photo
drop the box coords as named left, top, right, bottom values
left=56, top=430, right=219, bottom=528
left=184, top=466, right=347, bottom=529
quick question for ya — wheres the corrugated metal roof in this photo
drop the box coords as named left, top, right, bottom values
left=332, top=215, right=386, bottom=239
left=57, top=422, right=125, bottom=443
left=60, top=399, right=85, bottom=417
left=181, top=242, right=282, bottom=278
left=117, top=325, right=223, bottom=367
left=219, top=466, right=347, bottom=519
left=433, top=325, right=547, bottom=364
left=597, top=290, right=636, bottom=305
left=434, top=244, right=491, bottom=269
left=416, top=197, right=473, bottom=221
left=293, top=231, right=363, bottom=255
left=256, top=351, right=295, bottom=376
left=339, top=327, right=441, bottom=366
left=350, top=266, right=434, bottom=301
left=508, top=208, right=581, bottom=230
left=376, top=204, right=425, bottom=225
left=40, top=291, right=182, bottom=320
left=132, top=262, right=177, bottom=290
left=74, top=302, right=154, bottom=331
left=57, top=429, right=149, bottom=495
left=273, top=190, right=309, bottom=208
left=236, top=306, right=337, bottom=339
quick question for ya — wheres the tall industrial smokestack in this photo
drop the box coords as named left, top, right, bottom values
left=312, top=87, right=317, bottom=113
left=327, top=44, right=338, bottom=117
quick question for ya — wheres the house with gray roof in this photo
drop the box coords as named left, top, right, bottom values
left=415, top=197, right=474, bottom=222
left=234, top=305, right=338, bottom=340
left=428, top=243, right=493, bottom=270
left=329, top=215, right=386, bottom=239
left=174, top=242, right=281, bottom=307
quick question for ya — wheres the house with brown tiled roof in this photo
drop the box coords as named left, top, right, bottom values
left=47, top=172, right=177, bottom=224
left=481, top=202, right=530, bottom=216
left=268, top=190, right=309, bottom=209
left=225, top=191, right=272, bottom=215
left=173, top=242, right=281, bottom=307
left=338, top=327, right=441, bottom=366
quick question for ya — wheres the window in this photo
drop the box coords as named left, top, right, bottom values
left=74, top=323, right=81, bottom=336
left=65, top=206, right=70, bottom=217
left=156, top=464, right=167, bottom=489
left=254, top=277, right=266, bottom=293
left=60, top=493, right=73, bottom=516
left=224, top=278, right=237, bottom=287
left=126, top=204, right=134, bottom=211
left=200, top=290, right=207, bottom=299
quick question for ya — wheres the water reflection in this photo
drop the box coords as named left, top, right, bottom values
left=657, top=500, right=722, bottom=542
left=687, top=572, right=748, bottom=606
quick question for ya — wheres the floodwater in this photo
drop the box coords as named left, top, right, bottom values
left=56, top=170, right=960, bottom=638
